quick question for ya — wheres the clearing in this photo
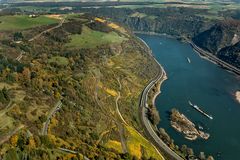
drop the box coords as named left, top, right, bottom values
left=66, top=26, right=127, bottom=49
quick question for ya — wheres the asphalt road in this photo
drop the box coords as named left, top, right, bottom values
left=138, top=37, right=183, bottom=160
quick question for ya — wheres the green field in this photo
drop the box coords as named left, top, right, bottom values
left=67, top=26, right=127, bottom=49
left=48, top=56, right=69, bottom=66
left=0, top=15, right=59, bottom=31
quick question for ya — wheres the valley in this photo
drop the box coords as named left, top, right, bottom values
left=0, top=1, right=240, bottom=160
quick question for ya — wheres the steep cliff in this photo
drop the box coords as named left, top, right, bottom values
left=86, top=7, right=213, bottom=38
left=193, top=20, right=240, bottom=68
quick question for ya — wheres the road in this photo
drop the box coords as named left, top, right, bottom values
left=42, top=101, right=62, bottom=135
left=138, top=37, right=184, bottom=160
left=189, top=41, right=240, bottom=75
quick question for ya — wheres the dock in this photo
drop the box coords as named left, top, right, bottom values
left=188, top=101, right=213, bottom=120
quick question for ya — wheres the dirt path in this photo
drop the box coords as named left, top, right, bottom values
left=28, top=17, right=65, bottom=42
left=115, top=78, right=128, bottom=153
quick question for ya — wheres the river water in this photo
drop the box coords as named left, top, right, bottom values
left=138, top=34, right=240, bottom=160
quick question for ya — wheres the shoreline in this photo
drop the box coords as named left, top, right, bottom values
left=135, top=31, right=240, bottom=76
left=151, top=71, right=168, bottom=113
left=137, top=36, right=183, bottom=160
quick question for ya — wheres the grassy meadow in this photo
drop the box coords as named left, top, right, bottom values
left=0, top=15, right=59, bottom=31
left=48, top=56, right=69, bottom=66
left=67, top=26, right=127, bottom=49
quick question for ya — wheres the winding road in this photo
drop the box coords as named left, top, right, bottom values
left=138, top=37, right=184, bottom=160
left=42, top=101, right=62, bottom=135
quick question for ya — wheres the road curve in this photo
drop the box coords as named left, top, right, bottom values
left=42, top=101, right=62, bottom=135
left=137, top=37, right=184, bottom=160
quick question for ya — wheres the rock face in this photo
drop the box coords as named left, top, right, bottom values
left=193, top=20, right=240, bottom=68
left=87, top=7, right=212, bottom=38
left=124, top=15, right=205, bottom=38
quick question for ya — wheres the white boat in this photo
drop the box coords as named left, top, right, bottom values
left=187, top=57, right=191, bottom=63
left=188, top=101, right=213, bottom=120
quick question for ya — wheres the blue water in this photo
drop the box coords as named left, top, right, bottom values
left=138, top=34, right=240, bottom=160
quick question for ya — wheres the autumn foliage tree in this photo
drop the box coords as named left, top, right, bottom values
left=10, top=134, right=18, bottom=147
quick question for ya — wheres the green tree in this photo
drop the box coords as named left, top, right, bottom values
left=13, top=32, right=23, bottom=41
left=181, top=145, right=188, bottom=156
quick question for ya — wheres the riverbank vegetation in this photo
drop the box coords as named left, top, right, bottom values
left=147, top=82, right=161, bottom=126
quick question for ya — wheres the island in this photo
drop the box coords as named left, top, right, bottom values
left=236, top=91, right=240, bottom=104
left=170, top=109, right=210, bottom=141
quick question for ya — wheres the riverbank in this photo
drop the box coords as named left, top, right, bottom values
left=189, top=41, right=240, bottom=75
left=138, top=33, right=240, bottom=160
left=137, top=35, right=183, bottom=160
left=152, top=71, right=168, bottom=109
left=134, top=31, right=240, bottom=76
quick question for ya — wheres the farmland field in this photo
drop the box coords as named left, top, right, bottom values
left=67, top=26, right=127, bottom=48
left=0, top=15, right=59, bottom=31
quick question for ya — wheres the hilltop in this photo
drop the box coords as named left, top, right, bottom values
left=0, top=13, right=162, bottom=159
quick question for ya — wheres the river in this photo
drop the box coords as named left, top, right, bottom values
left=138, top=34, right=240, bottom=160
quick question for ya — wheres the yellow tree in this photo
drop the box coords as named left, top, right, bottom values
left=22, top=67, right=31, bottom=81
left=28, top=136, right=36, bottom=149
left=10, top=134, right=18, bottom=147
